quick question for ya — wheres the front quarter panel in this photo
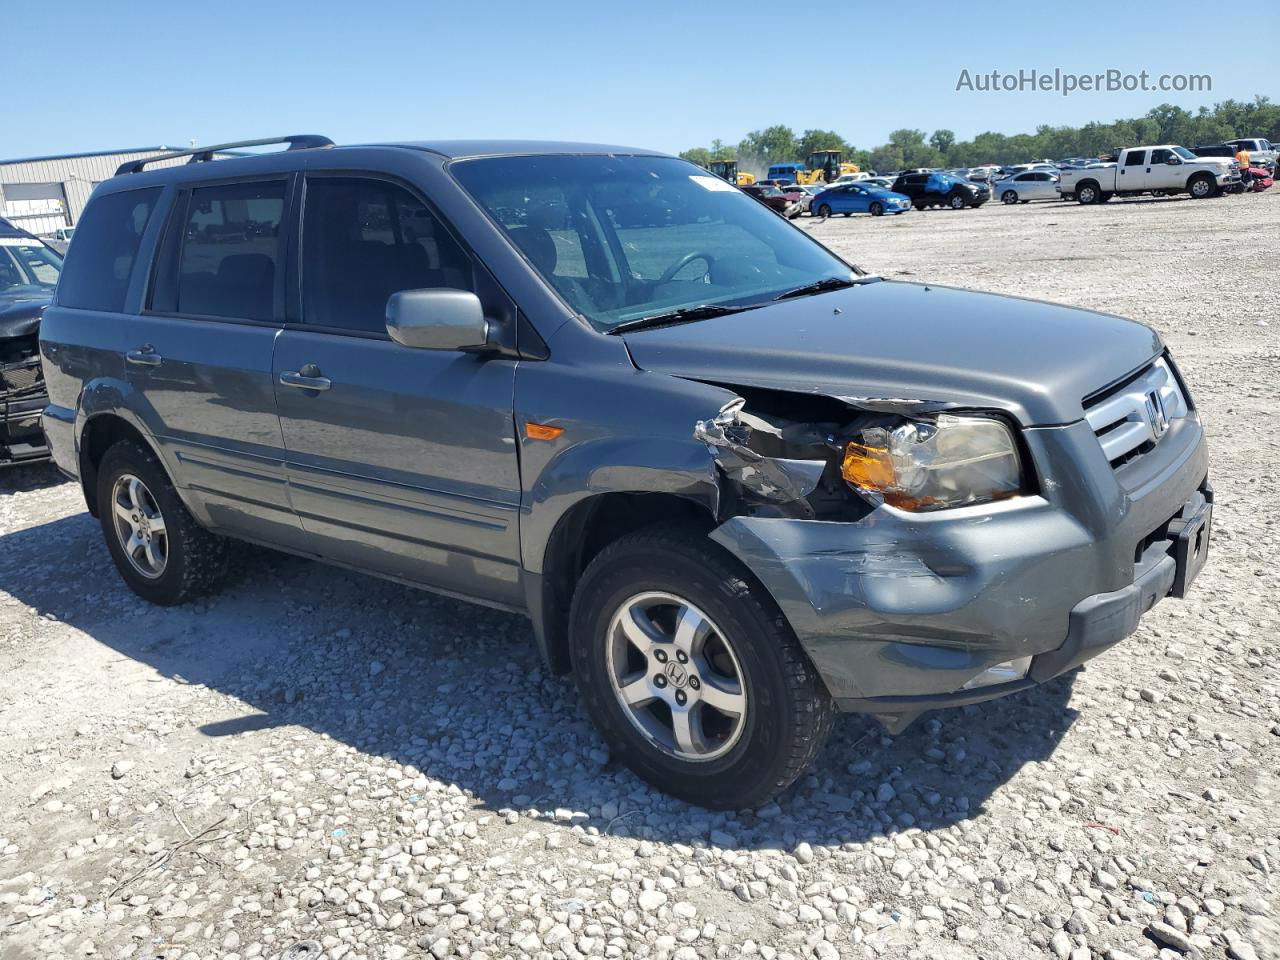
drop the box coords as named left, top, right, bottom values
left=515, top=334, right=736, bottom=574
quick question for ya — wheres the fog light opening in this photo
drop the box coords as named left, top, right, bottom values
left=959, top=656, right=1032, bottom=691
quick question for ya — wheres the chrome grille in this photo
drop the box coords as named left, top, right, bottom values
left=1084, top=358, right=1188, bottom=467
left=0, top=359, right=42, bottom=394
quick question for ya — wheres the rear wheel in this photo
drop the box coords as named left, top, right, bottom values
left=569, top=528, right=834, bottom=809
left=96, top=440, right=230, bottom=606
left=869, top=201, right=884, bottom=216
left=1001, top=190, right=1018, bottom=204
left=1076, top=182, right=1100, bottom=204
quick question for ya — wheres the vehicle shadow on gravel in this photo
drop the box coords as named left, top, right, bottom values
left=0, top=511, right=1079, bottom=854
left=0, top=461, right=67, bottom=495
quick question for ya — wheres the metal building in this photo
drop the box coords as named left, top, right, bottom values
left=0, top=147, right=234, bottom=235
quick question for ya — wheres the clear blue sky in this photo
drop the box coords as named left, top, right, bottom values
left=8, top=0, right=1272, bottom=160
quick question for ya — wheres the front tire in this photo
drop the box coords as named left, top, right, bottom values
left=569, top=528, right=834, bottom=809
left=1001, top=190, right=1018, bottom=204
left=948, top=192, right=967, bottom=210
left=869, top=201, right=884, bottom=216
left=815, top=204, right=832, bottom=218
left=96, top=439, right=230, bottom=606
left=1188, top=174, right=1215, bottom=199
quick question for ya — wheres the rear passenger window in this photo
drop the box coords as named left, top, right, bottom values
left=301, top=178, right=472, bottom=333
left=176, top=181, right=285, bottom=321
left=56, top=188, right=160, bottom=313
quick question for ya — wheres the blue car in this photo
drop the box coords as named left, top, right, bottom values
left=811, top=183, right=912, bottom=217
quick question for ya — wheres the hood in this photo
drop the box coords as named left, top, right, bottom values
left=0, top=296, right=51, bottom=339
left=622, top=280, right=1163, bottom=427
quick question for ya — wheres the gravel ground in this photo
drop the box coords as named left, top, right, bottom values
left=1, top=189, right=1277, bottom=960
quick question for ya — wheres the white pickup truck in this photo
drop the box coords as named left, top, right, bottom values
left=1058, top=145, right=1239, bottom=204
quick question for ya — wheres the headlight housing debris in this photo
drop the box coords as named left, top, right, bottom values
left=841, top=414, right=1023, bottom=511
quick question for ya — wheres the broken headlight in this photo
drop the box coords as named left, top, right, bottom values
left=841, top=414, right=1023, bottom=512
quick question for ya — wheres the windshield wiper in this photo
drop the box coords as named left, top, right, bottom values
left=772, top=276, right=861, bottom=301
left=608, top=304, right=753, bottom=335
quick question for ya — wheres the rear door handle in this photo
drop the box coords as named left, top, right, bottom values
left=126, top=345, right=162, bottom=366
left=280, top=371, right=332, bottom=391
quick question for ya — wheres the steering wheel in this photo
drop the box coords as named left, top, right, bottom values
left=658, top=251, right=715, bottom=284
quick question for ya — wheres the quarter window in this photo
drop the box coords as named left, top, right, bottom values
left=56, top=188, right=160, bottom=313
left=176, top=181, right=285, bottom=321
left=301, top=178, right=472, bottom=334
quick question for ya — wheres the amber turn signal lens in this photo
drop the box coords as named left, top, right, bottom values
left=525, top=422, right=565, bottom=442
left=841, top=441, right=894, bottom=491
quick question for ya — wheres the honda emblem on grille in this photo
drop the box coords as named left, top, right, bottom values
left=1145, top=390, right=1169, bottom=438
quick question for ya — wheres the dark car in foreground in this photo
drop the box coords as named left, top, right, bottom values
left=40, top=136, right=1211, bottom=809
left=892, top=171, right=989, bottom=209
left=1, top=219, right=62, bottom=466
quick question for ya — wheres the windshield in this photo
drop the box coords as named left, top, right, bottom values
left=0, top=237, right=63, bottom=300
left=451, top=155, right=851, bottom=331
left=1173, top=146, right=1196, bottom=160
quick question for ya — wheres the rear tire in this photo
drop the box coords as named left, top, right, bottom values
left=1076, top=182, right=1100, bottom=204
left=96, top=440, right=230, bottom=606
left=569, top=527, right=834, bottom=810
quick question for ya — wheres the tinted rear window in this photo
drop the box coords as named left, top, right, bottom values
left=176, top=181, right=286, bottom=321
left=56, top=188, right=160, bottom=312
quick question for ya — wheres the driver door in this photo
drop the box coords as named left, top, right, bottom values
left=1145, top=149, right=1181, bottom=190
left=273, top=175, right=524, bottom=607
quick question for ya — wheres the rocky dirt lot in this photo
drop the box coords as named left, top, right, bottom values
left=1, top=189, right=1277, bottom=960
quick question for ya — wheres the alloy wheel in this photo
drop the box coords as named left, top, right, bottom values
left=110, top=474, right=169, bottom=579
left=605, top=591, right=747, bottom=762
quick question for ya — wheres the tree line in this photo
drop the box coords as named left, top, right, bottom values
left=678, top=97, right=1280, bottom=173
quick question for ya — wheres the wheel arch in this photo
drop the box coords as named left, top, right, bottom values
left=78, top=413, right=161, bottom=518
left=532, top=491, right=717, bottom=675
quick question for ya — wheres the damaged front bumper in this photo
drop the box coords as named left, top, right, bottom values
left=1, top=360, right=49, bottom=466
left=709, top=416, right=1210, bottom=731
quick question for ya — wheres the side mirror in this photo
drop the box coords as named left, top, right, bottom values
left=1167, top=157, right=1182, bottom=165
left=386, top=289, right=489, bottom=351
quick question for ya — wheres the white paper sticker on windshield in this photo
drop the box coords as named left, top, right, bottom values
left=689, top=175, right=738, bottom=192
left=0, top=237, right=39, bottom=247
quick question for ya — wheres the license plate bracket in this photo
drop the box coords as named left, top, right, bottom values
left=1169, top=502, right=1211, bottom=597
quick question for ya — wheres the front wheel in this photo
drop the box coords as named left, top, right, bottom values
left=1188, top=174, right=1215, bottom=199
left=869, top=201, right=884, bottom=216
left=569, top=528, right=834, bottom=809
left=1001, top=190, right=1018, bottom=204
left=948, top=192, right=967, bottom=210
left=815, top=204, right=832, bottom=218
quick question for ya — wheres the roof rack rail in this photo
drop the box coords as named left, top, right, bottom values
left=115, top=135, right=335, bottom=176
